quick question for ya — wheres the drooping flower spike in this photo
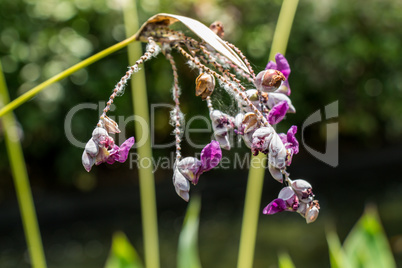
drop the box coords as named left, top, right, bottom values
left=80, top=16, right=319, bottom=223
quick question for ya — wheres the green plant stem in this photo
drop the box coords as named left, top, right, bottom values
left=237, top=153, right=266, bottom=268
left=123, top=2, right=160, bottom=268
left=0, top=62, right=47, bottom=268
left=237, top=1, right=299, bottom=268
left=0, top=35, right=137, bottom=118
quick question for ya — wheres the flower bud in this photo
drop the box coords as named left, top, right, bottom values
left=291, top=179, right=314, bottom=203
left=173, top=166, right=190, bottom=202
left=82, top=151, right=95, bottom=172
left=254, top=69, right=286, bottom=92
left=195, top=73, right=215, bottom=100
left=305, top=200, right=320, bottom=224
left=92, top=127, right=109, bottom=145
left=209, top=21, right=224, bottom=38
left=85, top=138, right=98, bottom=157
left=177, top=157, right=202, bottom=184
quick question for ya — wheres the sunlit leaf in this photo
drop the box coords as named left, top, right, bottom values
left=343, top=205, right=396, bottom=268
left=278, top=251, right=295, bottom=268
left=135, top=13, right=250, bottom=75
left=177, top=196, right=202, bottom=268
left=104, top=231, right=143, bottom=268
left=326, top=229, right=350, bottom=268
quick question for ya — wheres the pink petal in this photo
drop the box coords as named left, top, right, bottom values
left=200, top=140, right=222, bottom=172
left=263, top=198, right=287, bottom=215
left=265, top=60, right=277, bottom=70
left=275, top=53, right=291, bottom=79
left=268, top=101, right=289, bottom=125
left=107, top=137, right=135, bottom=164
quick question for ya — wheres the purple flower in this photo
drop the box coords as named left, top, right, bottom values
left=263, top=186, right=299, bottom=214
left=267, top=92, right=295, bottom=113
left=279, top=126, right=299, bottom=166
left=267, top=100, right=289, bottom=125
left=82, top=127, right=135, bottom=172
left=265, top=53, right=291, bottom=95
left=106, top=137, right=135, bottom=164
left=200, top=140, right=222, bottom=172
left=176, top=140, right=222, bottom=186
left=210, top=110, right=233, bottom=150
left=263, top=179, right=320, bottom=223
left=251, top=127, right=274, bottom=155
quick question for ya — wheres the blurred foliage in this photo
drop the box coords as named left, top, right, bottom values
left=104, top=232, right=143, bottom=268
left=278, top=251, right=295, bottom=268
left=327, top=205, right=396, bottom=268
left=177, top=196, right=201, bottom=268
left=0, top=0, right=401, bottom=187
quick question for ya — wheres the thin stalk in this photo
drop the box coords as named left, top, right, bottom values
left=0, top=34, right=137, bottom=118
left=236, top=1, right=299, bottom=268
left=0, top=62, right=47, bottom=267
left=123, top=2, right=160, bottom=268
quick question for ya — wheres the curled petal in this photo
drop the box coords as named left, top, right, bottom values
left=215, top=134, right=231, bottom=151
left=200, top=140, right=222, bottom=172
left=268, top=101, right=289, bottom=125
left=267, top=93, right=295, bottom=113
left=177, top=157, right=202, bottom=184
left=107, top=137, right=135, bottom=164
left=263, top=198, right=287, bottom=215
left=275, top=53, right=291, bottom=79
left=268, top=163, right=283, bottom=183
left=286, top=126, right=299, bottom=154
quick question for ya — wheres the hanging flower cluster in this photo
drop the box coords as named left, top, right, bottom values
left=81, top=16, right=319, bottom=223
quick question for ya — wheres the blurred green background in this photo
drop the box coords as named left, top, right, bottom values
left=1, top=0, right=402, bottom=267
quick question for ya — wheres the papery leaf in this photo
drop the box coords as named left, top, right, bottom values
left=343, top=205, right=396, bottom=268
left=104, top=232, right=143, bottom=268
left=135, top=13, right=250, bottom=74
left=177, top=196, right=202, bottom=268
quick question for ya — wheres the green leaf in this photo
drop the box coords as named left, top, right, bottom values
left=177, top=196, right=202, bottom=268
left=343, top=205, right=396, bottom=268
left=104, top=231, right=143, bottom=268
left=326, top=229, right=350, bottom=268
left=278, top=251, right=295, bottom=268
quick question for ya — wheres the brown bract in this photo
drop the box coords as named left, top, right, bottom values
left=242, top=112, right=258, bottom=133
left=195, top=73, right=215, bottom=100
left=262, top=69, right=286, bottom=89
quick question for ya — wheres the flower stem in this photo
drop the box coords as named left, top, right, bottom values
left=123, top=2, right=160, bottom=268
left=0, top=34, right=137, bottom=118
left=236, top=1, right=299, bottom=267
left=0, top=62, right=47, bottom=267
